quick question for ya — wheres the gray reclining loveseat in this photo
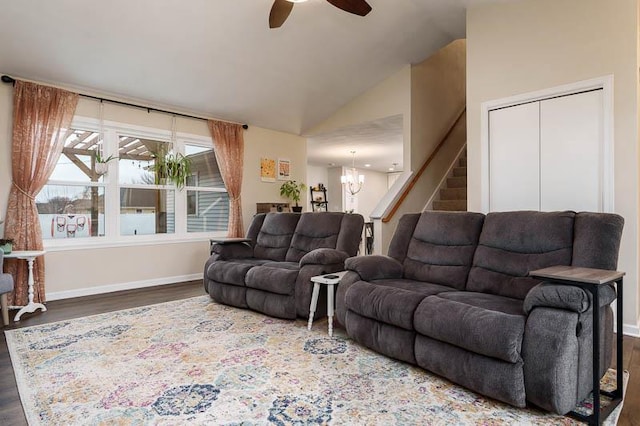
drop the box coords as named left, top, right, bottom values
left=336, top=210, right=623, bottom=414
left=205, top=211, right=364, bottom=319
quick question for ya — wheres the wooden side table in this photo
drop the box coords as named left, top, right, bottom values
left=4, top=250, right=47, bottom=321
left=529, top=265, right=625, bottom=425
left=308, top=271, right=347, bottom=337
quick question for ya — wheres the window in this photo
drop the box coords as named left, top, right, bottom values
left=187, top=173, right=198, bottom=216
left=184, top=144, right=229, bottom=233
left=36, top=119, right=228, bottom=245
left=118, top=135, right=175, bottom=236
left=36, top=130, right=106, bottom=239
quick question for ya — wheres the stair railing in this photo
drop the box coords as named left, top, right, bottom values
left=382, top=107, right=466, bottom=223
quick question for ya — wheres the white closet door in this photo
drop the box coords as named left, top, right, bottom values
left=489, top=102, right=540, bottom=211
left=540, top=90, right=603, bottom=212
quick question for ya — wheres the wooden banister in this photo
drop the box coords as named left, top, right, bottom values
left=382, top=107, right=466, bottom=223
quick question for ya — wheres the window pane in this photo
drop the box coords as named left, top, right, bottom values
left=36, top=184, right=105, bottom=239
left=118, top=136, right=168, bottom=185
left=49, top=129, right=105, bottom=183
left=120, top=188, right=175, bottom=235
left=185, top=144, right=224, bottom=188
left=187, top=191, right=229, bottom=232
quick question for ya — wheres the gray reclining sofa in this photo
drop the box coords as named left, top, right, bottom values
left=336, top=210, right=623, bottom=414
left=205, top=211, right=364, bottom=319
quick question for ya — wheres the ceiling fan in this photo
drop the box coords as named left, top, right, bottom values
left=269, top=0, right=372, bottom=29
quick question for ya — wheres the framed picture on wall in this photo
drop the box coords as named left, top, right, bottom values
left=260, top=157, right=276, bottom=182
left=277, top=158, right=291, bottom=180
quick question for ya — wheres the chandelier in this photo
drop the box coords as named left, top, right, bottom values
left=341, top=151, right=365, bottom=195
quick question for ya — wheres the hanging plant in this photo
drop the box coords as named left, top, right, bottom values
left=94, top=151, right=118, bottom=175
left=150, top=153, right=192, bottom=189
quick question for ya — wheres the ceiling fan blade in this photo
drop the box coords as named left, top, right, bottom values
left=326, top=0, right=372, bottom=17
left=269, top=0, right=294, bottom=28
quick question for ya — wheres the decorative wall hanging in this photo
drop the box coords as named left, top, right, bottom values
left=277, top=158, right=291, bottom=180
left=260, top=157, right=276, bottom=182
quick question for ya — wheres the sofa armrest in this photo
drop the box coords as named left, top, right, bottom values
left=300, top=248, right=349, bottom=266
left=523, top=282, right=616, bottom=315
left=344, top=255, right=403, bottom=281
left=210, top=242, right=253, bottom=260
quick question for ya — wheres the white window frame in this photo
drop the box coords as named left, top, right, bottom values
left=41, top=116, right=229, bottom=251
left=187, top=172, right=199, bottom=216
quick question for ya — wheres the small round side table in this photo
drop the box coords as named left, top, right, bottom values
left=308, top=271, right=347, bottom=337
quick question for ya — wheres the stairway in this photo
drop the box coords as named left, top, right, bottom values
left=432, top=150, right=467, bottom=211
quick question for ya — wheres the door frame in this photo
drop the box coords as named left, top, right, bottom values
left=479, top=75, right=614, bottom=213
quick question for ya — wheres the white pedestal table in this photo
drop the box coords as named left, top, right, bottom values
left=4, top=250, right=47, bottom=321
left=308, top=271, right=347, bottom=337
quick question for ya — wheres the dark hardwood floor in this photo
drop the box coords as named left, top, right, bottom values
left=1, top=280, right=638, bottom=425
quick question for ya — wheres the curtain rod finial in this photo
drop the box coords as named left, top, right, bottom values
left=242, top=124, right=248, bottom=130
left=1, top=75, right=16, bottom=84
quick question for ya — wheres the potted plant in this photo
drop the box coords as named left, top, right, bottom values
left=280, top=180, right=306, bottom=212
left=94, top=151, right=118, bottom=175
left=0, top=238, right=14, bottom=254
left=150, top=153, right=192, bottom=189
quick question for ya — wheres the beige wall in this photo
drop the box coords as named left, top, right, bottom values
left=242, top=126, right=307, bottom=224
left=467, top=0, right=640, bottom=330
left=378, top=40, right=467, bottom=252
left=307, top=43, right=466, bottom=253
left=0, top=79, right=306, bottom=297
left=410, top=39, right=466, bottom=170
left=306, top=65, right=412, bottom=168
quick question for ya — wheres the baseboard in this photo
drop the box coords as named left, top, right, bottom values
left=622, top=322, right=640, bottom=338
left=46, top=273, right=203, bottom=301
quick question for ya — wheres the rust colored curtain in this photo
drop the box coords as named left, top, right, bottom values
left=207, top=120, right=244, bottom=237
left=4, top=81, right=78, bottom=306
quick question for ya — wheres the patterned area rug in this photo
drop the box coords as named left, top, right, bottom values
left=6, top=296, right=627, bottom=425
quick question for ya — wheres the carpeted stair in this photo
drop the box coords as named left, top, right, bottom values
left=432, top=150, right=467, bottom=211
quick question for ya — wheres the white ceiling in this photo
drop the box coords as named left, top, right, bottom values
left=307, top=114, right=403, bottom=173
left=0, top=0, right=489, bottom=136
left=0, top=0, right=500, bottom=171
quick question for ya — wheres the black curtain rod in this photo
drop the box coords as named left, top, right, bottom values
left=1, top=75, right=248, bottom=129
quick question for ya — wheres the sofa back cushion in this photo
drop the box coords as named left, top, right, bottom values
left=253, top=213, right=301, bottom=261
left=285, top=212, right=363, bottom=262
left=336, top=213, right=365, bottom=256
left=572, top=212, right=624, bottom=270
left=403, top=211, right=485, bottom=290
left=388, top=213, right=421, bottom=262
left=467, top=211, right=575, bottom=299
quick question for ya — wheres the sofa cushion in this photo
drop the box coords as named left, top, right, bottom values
left=403, top=211, right=485, bottom=290
left=245, top=264, right=299, bottom=295
left=437, top=291, right=524, bottom=316
left=286, top=213, right=344, bottom=262
left=572, top=212, right=624, bottom=270
left=254, top=213, right=301, bottom=261
left=466, top=211, right=575, bottom=299
left=207, top=259, right=268, bottom=286
left=414, top=294, right=526, bottom=364
left=345, top=280, right=454, bottom=330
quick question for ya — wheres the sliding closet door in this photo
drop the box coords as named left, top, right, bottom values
left=489, top=102, right=540, bottom=211
left=539, top=90, right=603, bottom=212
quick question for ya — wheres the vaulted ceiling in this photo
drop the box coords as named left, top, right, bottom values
left=0, top=0, right=489, bottom=135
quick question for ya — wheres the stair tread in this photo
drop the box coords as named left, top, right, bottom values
left=433, top=200, right=467, bottom=211
left=446, top=176, right=467, bottom=188
left=453, top=167, right=467, bottom=177
left=440, top=188, right=467, bottom=200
